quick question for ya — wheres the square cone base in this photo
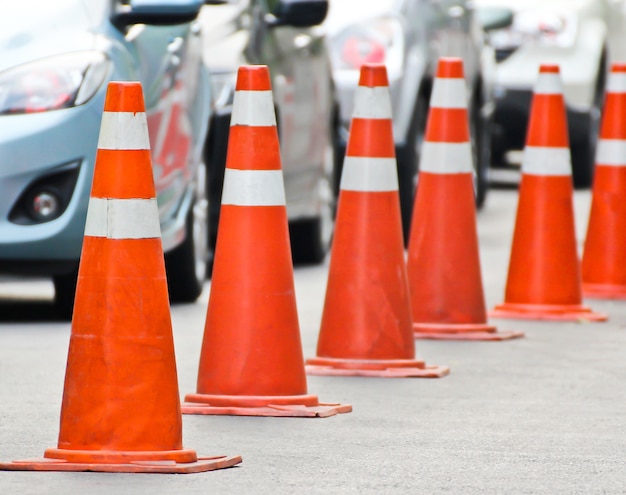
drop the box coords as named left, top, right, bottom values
left=0, top=455, right=242, bottom=474
left=490, top=303, right=608, bottom=322
left=182, top=393, right=351, bottom=417
left=583, top=283, right=626, bottom=300
left=413, top=322, right=524, bottom=341
left=305, top=357, right=449, bottom=378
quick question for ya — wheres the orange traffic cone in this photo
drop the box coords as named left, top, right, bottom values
left=582, top=63, right=626, bottom=299
left=182, top=66, right=351, bottom=416
left=0, top=82, right=241, bottom=473
left=491, top=65, right=607, bottom=321
left=305, top=64, right=449, bottom=377
left=407, top=58, right=524, bottom=340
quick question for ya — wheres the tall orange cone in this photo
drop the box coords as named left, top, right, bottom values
left=582, top=63, right=626, bottom=299
left=0, top=82, right=241, bottom=473
left=408, top=57, right=524, bottom=340
left=182, top=66, right=351, bottom=416
left=305, top=64, right=449, bottom=377
left=491, top=65, right=607, bottom=321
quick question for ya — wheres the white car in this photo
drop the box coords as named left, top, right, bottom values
left=477, top=0, right=626, bottom=186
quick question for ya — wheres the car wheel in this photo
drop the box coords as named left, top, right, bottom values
left=571, top=115, right=599, bottom=189
left=205, top=111, right=231, bottom=254
left=53, top=269, right=78, bottom=320
left=289, top=133, right=337, bottom=265
left=398, top=90, right=429, bottom=244
left=470, top=92, right=491, bottom=209
left=164, top=160, right=209, bottom=303
left=571, top=54, right=606, bottom=188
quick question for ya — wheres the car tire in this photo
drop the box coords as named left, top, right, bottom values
left=289, top=130, right=337, bottom=265
left=470, top=90, right=491, bottom=209
left=571, top=50, right=606, bottom=188
left=53, top=269, right=78, bottom=320
left=571, top=118, right=598, bottom=189
left=164, top=161, right=209, bottom=303
left=398, top=90, right=429, bottom=244
left=205, top=111, right=231, bottom=255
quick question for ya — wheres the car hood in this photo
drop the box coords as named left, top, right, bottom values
left=475, top=0, right=599, bottom=13
left=0, top=0, right=102, bottom=73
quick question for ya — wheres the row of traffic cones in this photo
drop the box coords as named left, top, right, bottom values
left=2, top=54, right=624, bottom=475
left=491, top=62, right=626, bottom=314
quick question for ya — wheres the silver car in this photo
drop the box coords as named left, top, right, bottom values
left=325, top=0, right=497, bottom=239
left=0, top=0, right=213, bottom=315
left=200, top=0, right=338, bottom=264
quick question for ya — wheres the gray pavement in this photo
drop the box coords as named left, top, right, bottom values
left=1, top=188, right=625, bottom=494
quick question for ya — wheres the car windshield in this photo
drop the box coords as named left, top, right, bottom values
left=325, top=0, right=399, bottom=31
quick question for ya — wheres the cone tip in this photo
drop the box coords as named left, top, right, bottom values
left=436, top=57, right=464, bottom=79
left=235, top=65, right=272, bottom=91
left=358, top=64, right=389, bottom=87
left=104, top=82, right=145, bottom=113
left=539, top=64, right=560, bottom=74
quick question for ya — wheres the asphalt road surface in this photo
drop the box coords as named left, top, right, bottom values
left=0, top=188, right=625, bottom=494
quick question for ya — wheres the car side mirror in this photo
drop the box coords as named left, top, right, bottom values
left=112, top=0, right=204, bottom=31
left=266, top=0, right=328, bottom=28
left=477, top=6, right=514, bottom=31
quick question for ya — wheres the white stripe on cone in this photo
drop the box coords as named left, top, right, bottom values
left=231, top=90, right=276, bottom=127
left=595, top=139, right=626, bottom=166
left=340, top=156, right=399, bottom=192
left=419, top=142, right=473, bottom=174
left=97, top=112, right=150, bottom=150
left=221, top=169, right=286, bottom=206
left=84, top=198, right=161, bottom=239
left=534, top=73, right=563, bottom=95
left=522, top=146, right=572, bottom=176
left=352, top=86, right=393, bottom=119
left=430, top=78, right=467, bottom=109
left=606, top=72, right=626, bottom=93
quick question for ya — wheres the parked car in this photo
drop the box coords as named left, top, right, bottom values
left=0, top=0, right=214, bottom=315
left=324, top=0, right=498, bottom=239
left=199, top=0, right=338, bottom=264
left=476, top=0, right=626, bottom=187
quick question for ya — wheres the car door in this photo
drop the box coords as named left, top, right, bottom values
left=121, top=15, right=203, bottom=221
left=426, top=0, right=478, bottom=86
left=252, top=0, right=332, bottom=217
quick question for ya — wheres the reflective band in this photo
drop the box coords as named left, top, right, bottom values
left=606, top=73, right=626, bottom=93
left=231, top=90, right=276, bottom=127
left=595, top=139, right=626, bottom=166
left=97, top=112, right=150, bottom=150
left=430, top=78, right=467, bottom=109
left=340, top=156, right=398, bottom=191
left=534, top=73, right=563, bottom=95
left=419, top=142, right=473, bottom=174
left=522, top=146, right=571, bottom=175
left=221, top=168, right=286, bottom=206
left=352, top=86, right=393, bottom=119
left=84, top=198, right=161, bottom=239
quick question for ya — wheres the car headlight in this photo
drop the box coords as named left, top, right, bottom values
left=329, top=17, right=404, bottom=78
left=488, top=8, right=578, bottom=55
left=0, top=51, right=110, bottom=115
